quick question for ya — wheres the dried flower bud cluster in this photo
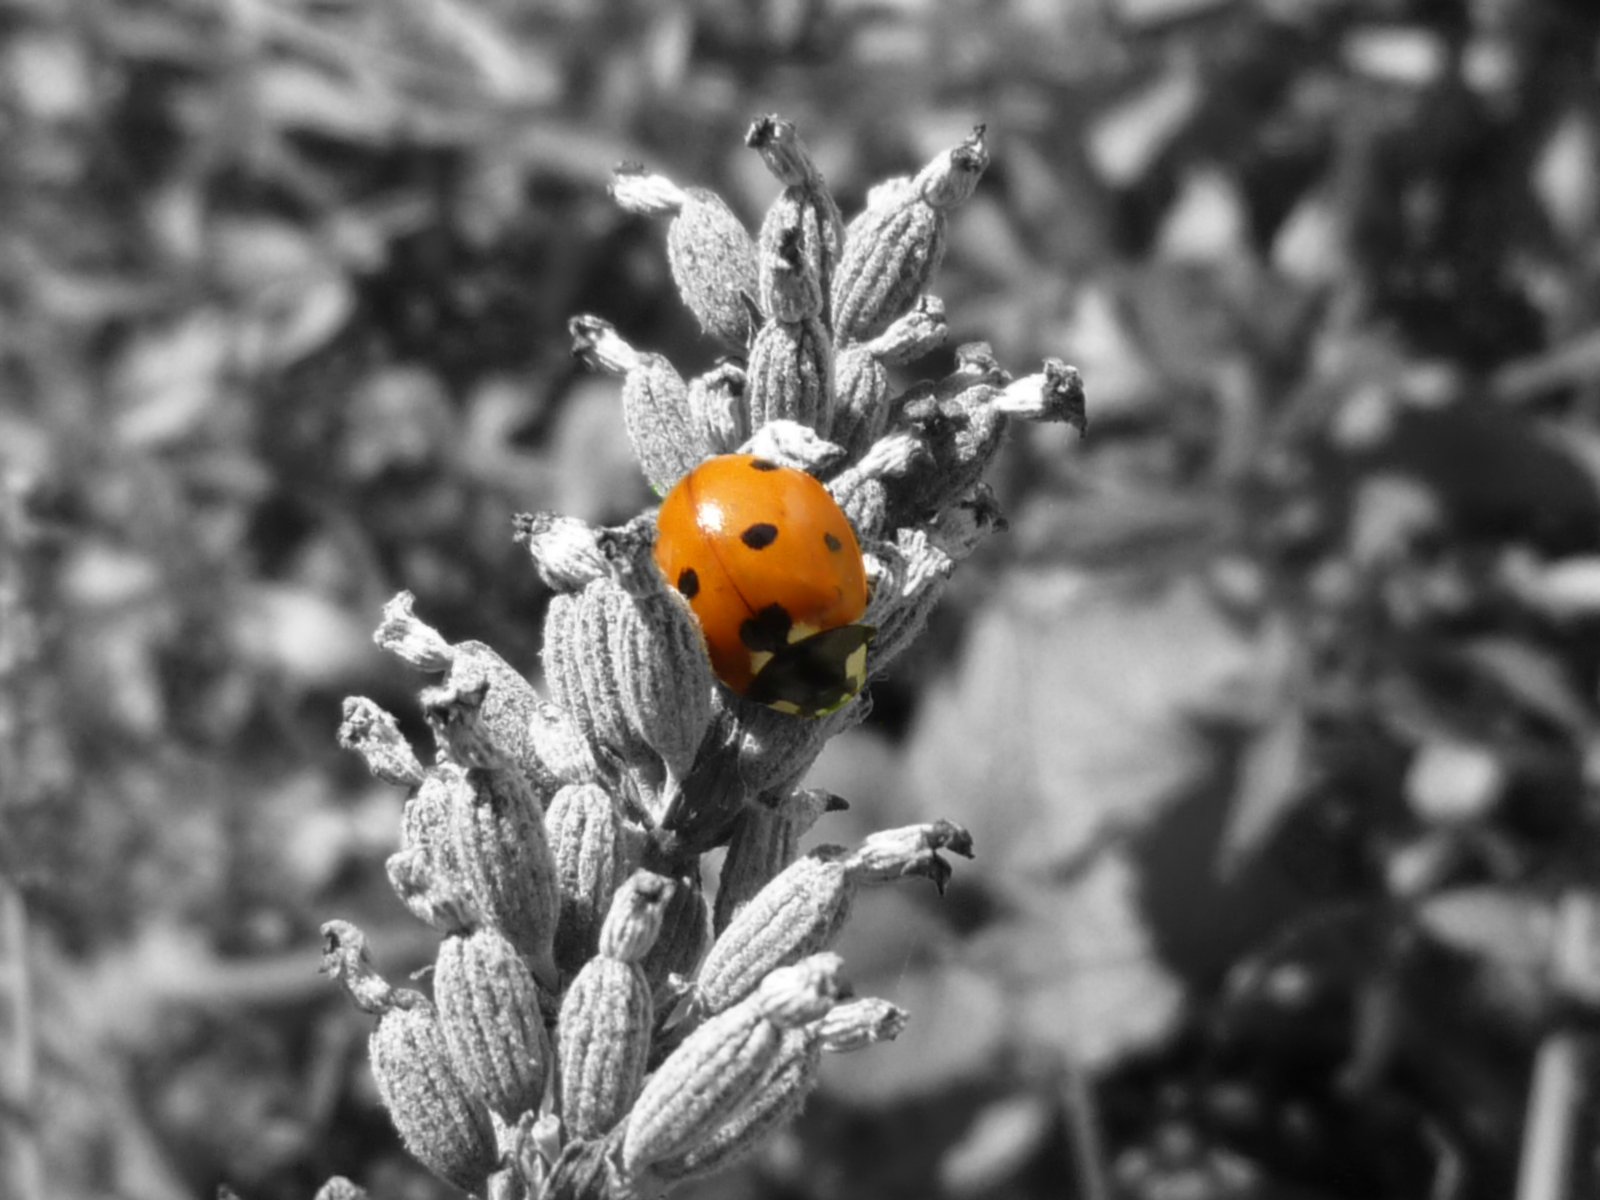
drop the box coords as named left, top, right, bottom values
left=321, top=116, right=1084, bottom=1198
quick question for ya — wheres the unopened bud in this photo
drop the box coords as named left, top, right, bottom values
left=546, top=782, right=627, bottom=973
left=446, top=762, right=560, bottom=988
left=338, top=697, right=423, bottom=788
left=832, top=127, right=988, bottom=343
left=612, top=165, right=759, bottom=348
left=370, top=992, right=498, bottom=1195
left=569, top=315, right=700, bottom=494
left=621, top=955, right=842, bottom=1173
left=556, top=878, right=670, bottom=1138
left=435, top=926, right=552, bottom=1121
left=374, top=590, right=454, bottom=672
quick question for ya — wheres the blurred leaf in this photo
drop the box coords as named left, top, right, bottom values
left=1456, top=637, right=1591, bottom=738
left=112, top=313, right=233, bottom=447
left=1218, top=704, right=1310, bottom=876
left=973, top=850, right=1187, bottom=1070
left=906, top=571, right=1257, bottom=873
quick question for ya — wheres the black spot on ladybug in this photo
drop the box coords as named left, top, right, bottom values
left=741, top=522, right=779, bottom=550
left=823, top=531, right=843, bottom=552
left=676, top=567, right=700, bottom=599
left=740, top=603, right=793, bottom=652
left=749, top=458, right=780, bottom=472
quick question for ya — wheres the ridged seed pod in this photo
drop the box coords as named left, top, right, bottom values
left=693, top=850, right=852, bottom=1015
left=714, top=787, right=846, bottom=932
left=696, top=821, right=973, bottom=1014
left=387, top=767, right=471, bottom=930
left=370, top=994, right=498, bottom=1195
left=320, top=922, right=497, bottom=1196
left=652, top=1023, right=822, bottom=1184
left=446, top=762, right=560, bottom=987
left=745, top=315, right=834, bottom=436
left=748, top=114, right=843, bottom=326
left=557, top=873, right=672, bottom=1138
left=541, top=527, right=715, bottom=819
left=569, top=315, right=700, bottom=495
left=831, top=126, right=989, bottom=344
left=435, top=925, right=552, bottom=1122
left=621, top=954, right=842, bottom=1174
left=546, top=781, right=627, bottom=973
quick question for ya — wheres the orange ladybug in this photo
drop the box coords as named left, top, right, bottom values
left=654, top=454, right=873, bottom=717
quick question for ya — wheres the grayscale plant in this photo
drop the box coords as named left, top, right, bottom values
left=322, top=115, right=1086, bottom=1200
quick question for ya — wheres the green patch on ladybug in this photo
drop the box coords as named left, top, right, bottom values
left=744, top=624, right=875, bottom=718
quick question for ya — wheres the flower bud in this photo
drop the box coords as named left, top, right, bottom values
left=745, top=312, right=834, bottom=436
left=714, top=787, right=847, bottom=932
left=695, top=821, right=972, bottom=1013
left=387, top=768, right=472, bottom=931
left=832, top=126, right=988, bottom=343
left=539, top=526, right=714, bottom=818
left=748, top=115, right=843, bottom=327
left=569, top=315, right=700, bottom=494
left=338, top=697, right=424, bottom=788
left=320, top=922, right=496, bottom=1194
left=612, top=165, right=759, bottom=348
left=621, top=955, right=843, bottom=1173
left=374, top=592, right=548, bottom=789
left=557, top=874, right=672, bottom=1139
left=546, top=782, right=627, bottom=973
left=693, top=850, right=851, bottom=1016
left=817, top=997, right=909, bottom=1052
left=370, top=994, right=498, bottom=1195
left=435, top=925, right=552, bottom=1121
left=445, top=761, right=560, bottom=988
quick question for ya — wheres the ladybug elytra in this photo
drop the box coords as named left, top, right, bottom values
left=654, top=454, right=873, bottom=717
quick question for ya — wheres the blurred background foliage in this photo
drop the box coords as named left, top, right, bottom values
left=5, top=0, right=1600, bottom=1197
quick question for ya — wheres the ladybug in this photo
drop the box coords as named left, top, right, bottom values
left=654, top=454, right=874, bottom=717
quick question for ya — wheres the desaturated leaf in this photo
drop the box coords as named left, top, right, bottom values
left=1455, top=637, right=1592, bottom=737
left=974, top=850, right=1187, bottom=1070
left=112, top=312, right=233, bottom=447
left=1086, top=63, right=1201, bottom=187
left=253, top=60, right=400, bottom=144
left=1416, top=888, right=1554, bottom=972
left=906, top=571, right=1257, bottom=874
left=938, top=1094, right=1054, bottom=1198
